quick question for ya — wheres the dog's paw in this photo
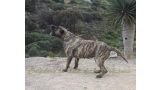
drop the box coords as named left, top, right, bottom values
left=62, top=69, right=67, bottom=72
left=73, top=66, right=78, bottom=69
left=96, top=75, right=103, bottom=78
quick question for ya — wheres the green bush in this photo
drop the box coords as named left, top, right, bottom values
left=91, top=5, right=98, bottom=11
left=25, top=32, right=63, bottom=44
left=39, top=10, right=53, bottom=25
left=69, top=0, right=77, bottom=4
left=107, top=30, right=119, bottom=39
left=82, top=12, right=93, bottom=22
left=25, top=32, right=63, bottom=56
left=53, top=0, right=64, bottom=3
left=92, top=12, right=102, bottom=20
left=25, top=54, right=30, bottom=58
left=41, top=0, right=53, bottom=3
left=25, top=5, right=35, bottom=13
left=25, top=18, right=37, bottom=31
left=40, top=50, right=49, bottom=57
left=48, top=52, right=54, bottom=57
left=28, top=46, right=40, bottom=56
left=115, top=41, right=123, bottom=49
left=91, top=0, right=101, bottom=7
left=50, top=38, right=63, bottom=52
left=25, top=0, right=37, bottom=13
left=105, top=40, right=117, bottom=47
left=25, top=32, right=53, bottom=45
left=43, top=27, right=51, bottom=34
left=100, top=3, right=107, bottom=9
left=53, top=9, right=82, bottom=31
left=53, top=3, right=66, bottom=11
left=25, top=43, right=40, bottom=53
left=25, top=32, right=42, bottom=45
left=57, top=52, right=66, bottom=57
left=37, top=41, right=51, bottom=51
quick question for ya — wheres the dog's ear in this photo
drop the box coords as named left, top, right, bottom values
left=50, top=25, right=57, bottom=30
left=60, top=29, right=64, bottom=35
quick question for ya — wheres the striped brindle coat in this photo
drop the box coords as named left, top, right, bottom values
left=50, top=25, right=128, bottom=78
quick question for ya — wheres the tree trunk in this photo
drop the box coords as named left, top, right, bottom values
left=122, top=22, right=135, bottom=59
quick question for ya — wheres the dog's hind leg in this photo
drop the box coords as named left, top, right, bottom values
left=74, top=58, right=79, bottom=69
left=94, top=59, right=108, bottom=73
left=63, top=56, right=73, bottom=72
left=96, top=63, right=107, bottom=78
left=94, top=58, right=101, bottom=73
left=95, top=59, right=108, bottom=78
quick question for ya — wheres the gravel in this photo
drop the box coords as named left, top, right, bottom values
left=25, top=57, right=136, bottom=90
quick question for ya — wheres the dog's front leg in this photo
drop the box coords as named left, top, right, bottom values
left=74, top=58, right=79, bottom=69
left=62, top=56, right=73, bottom=72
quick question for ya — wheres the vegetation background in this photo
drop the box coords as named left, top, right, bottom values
left=25, top=0, right=136, bottom=58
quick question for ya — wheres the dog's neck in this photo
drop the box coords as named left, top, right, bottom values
left=63, top=31, right=76, bottom=42
left=63, top=31, right=82, bottom=50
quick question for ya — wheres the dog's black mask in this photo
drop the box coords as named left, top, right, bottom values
left=50, top=25, right=64, bottom=39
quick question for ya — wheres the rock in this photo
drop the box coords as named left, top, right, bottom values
left=109, top=51, right=117, bottom=58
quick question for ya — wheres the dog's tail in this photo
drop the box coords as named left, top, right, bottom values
left=110, top=47, right=128, bottom=63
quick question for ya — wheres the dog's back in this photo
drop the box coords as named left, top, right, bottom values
left=64, top=37, right=111, bottom=59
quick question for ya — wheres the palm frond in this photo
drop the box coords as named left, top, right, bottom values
left=107, top=0, right=136, bottom=25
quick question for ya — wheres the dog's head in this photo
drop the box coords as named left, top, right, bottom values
left=50, top=25, right=65, bottom=39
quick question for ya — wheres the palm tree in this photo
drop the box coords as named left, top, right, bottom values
left=106, top=0, right=136, bottom=59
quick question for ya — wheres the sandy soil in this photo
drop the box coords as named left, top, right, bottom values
left=25, top=57, right=136, bottom=90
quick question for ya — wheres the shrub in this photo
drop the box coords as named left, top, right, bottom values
left=92, top=12, right=102, bottom=20
left=91, top=0, right=101, bottom=7
left=43, top=27, right=51, bottom=34
left=48, top=52, right=54, bottom=57
left=25, top=32, right=42, bottom=45
left=39, top=10, right=53, bottom=25
left=82, top=12, right=93, bottom=22
left=25, top=43, right=40, bottom=53
left=40, top=50, right=49, bottom=57
left=25, top=32, right=62, bottom=46
left=69, top=0, right=77, bottom=4
left=91, top=5, right=97, bottom=11
left=41, top=0, right=53, bottom=3
left=28, top=46, right=40, bottom=56
left=25, top=32, right=63, bottom=57
left=53, top=0, right=64, bottom=3
left=104, top=39, right=117, bottom=47
left=57, top=52, right=66, bottom=57
left=25, top=18, right=37, bottom=31
left=100, top=3, right=107, bottom=9
left=25, top=54, right=30, bottom=58
left=25, top=32, right=52, bottom=45
left=53, top=9, right=82, bottom=31
left=50, top=38, right=63, bottom=52
left=25, top=0, right=37, bottom=13
left=25, top=32, right=63, bottom=53
left=53, top=3, right=66, bottom=11
left=37, top=41, right=51, bottom=51
left=25, top=5, right=35, bottom=13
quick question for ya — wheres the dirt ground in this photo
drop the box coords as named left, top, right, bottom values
left=25, top=57, right=136, bottom=90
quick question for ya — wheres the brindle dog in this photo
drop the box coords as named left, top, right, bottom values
left=50, top=25, right=128, bottom=78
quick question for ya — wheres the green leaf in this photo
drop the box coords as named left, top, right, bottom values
left=106, top=0, right=136, bottom=25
